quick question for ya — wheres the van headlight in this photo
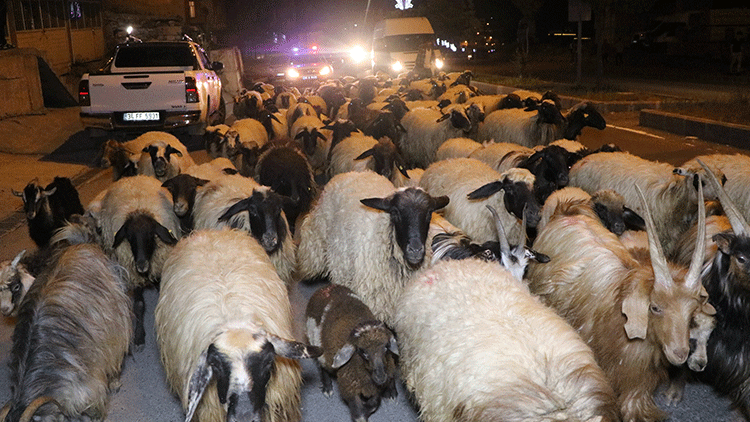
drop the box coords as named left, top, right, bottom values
left=319, top=66, right=331, bottom=76
left=435, top=58, right=444, bottom=69
left=391, top=61, right=403, bottom=72
left=350, top=45, right=367, bottom=63
left=287, top=68, right=300, bottom=78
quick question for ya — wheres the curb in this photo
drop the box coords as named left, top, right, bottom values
left=639, top=109, right=750, bottom=151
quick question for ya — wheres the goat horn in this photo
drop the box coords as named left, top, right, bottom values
left=19, top=396, right=60, bottom=422
left=11, top=189, right=23, bottom=197
left=697, top=159, right=749, bottom=236
left=0, top=401, right=10, bottom=421
left=685, top=174, right=706, bottom=291
left=486, top=203, right=510, bottom=258
left=635, top=184, right=673, bottom=289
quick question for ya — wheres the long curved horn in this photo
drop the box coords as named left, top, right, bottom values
left=685, top=174, right=706, bottom=291
left=635, top=184, right=673, bottom=289
left=486, top=203, right=510, bottom=258
left=697, top=159, right=749, bottom=236
left=19, top=396, right=61, bottom=422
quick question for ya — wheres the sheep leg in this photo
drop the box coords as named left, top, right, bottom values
left=319, top=366, right=333, bottom=397
left=347, top=394, right=378, bottom=422
left=133, top=285, right=146, bottom=350
left=661, top=366, right=687, bottom=406
left=381, top=378, right=398, bottom=400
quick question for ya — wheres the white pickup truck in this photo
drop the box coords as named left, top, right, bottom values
left=79, top=40, right=225, bottom=135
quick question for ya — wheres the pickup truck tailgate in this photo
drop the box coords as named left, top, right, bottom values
left=87, top=73, right=188, bottom=113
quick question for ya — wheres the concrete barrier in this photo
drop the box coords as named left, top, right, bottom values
left=640, top=109, right=750, bottom=150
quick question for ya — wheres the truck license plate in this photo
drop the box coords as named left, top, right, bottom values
left=123, top=112, right=160, bottom=121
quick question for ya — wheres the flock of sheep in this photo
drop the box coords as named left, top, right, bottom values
left=2, top=68, right=750, bottom=422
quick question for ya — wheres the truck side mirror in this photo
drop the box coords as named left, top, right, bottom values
left=211, top=61, right=224, bottom=71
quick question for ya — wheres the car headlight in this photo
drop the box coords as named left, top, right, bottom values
left=391, top=61, right=403, bottom=72
left=319, top=66, right=331, bottom=76
left=350, top=45, right=367, bottom=63
left=435, top=58, right=444, bottom=69
left=287, top=68, right=300, bottom=78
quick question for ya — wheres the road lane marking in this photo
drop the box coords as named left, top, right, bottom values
left=607, top=124, right=665, bottom=139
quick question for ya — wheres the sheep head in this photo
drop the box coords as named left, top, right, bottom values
left=361, top=188, right=449, bottom=268
left=332, top=321, right=399, bottom=387
left=162, top=174, right=209, bottom=218
left=467, top=168, right=541, bottom=229
left=113, top=211, right=178, bottom=275
left=140, top=142, right=183, bottom=181
left=218, top=188, right=289, bottom=255
left=185, top=325, right=321, bottom=422
left=590, top=189, right=645, bottom=236
left=436, top=105, right=471, bottom=133
left=355, top=138, right=409, bottom=181
left=0, top=250, right=34, bottom=317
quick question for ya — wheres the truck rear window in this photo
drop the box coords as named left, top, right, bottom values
left=114, top=45, right=198, bottom=69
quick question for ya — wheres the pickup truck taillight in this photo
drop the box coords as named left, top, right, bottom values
left=78, top=79, right=90, bottom=106
left=185, top=76, right=199, bottom=103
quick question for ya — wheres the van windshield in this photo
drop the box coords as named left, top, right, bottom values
left=374, top=34, right=436, bottom=52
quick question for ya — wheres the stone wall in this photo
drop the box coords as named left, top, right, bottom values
left=0, top=49, right=45, bottom=118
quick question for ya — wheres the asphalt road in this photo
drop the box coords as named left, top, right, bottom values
left=0, top=112, right=747, bottom=421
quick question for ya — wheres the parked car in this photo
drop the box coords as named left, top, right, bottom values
left=79, top=38, right=224, bottom=136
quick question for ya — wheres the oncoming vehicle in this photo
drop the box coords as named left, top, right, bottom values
left=283, top=53, right=333, bottom=85
left=371, top=17, right=444, bottom=76
left=79, top=39, right=224, bottom=136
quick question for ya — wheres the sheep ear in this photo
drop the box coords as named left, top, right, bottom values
left=332, top=343, right=356, bottom=369
left=623, top=207, right=646, bottom=231
left=155, top=224, right=178, bottom=245
left=355, top=148, right=375, bottom=161
left=166, top=145, right=183, bottom=157
left=436, top=113, right=450, bottom=123
left=712, top=232, right=733, bottom=255
left=672, top=167, right=690, bottom=177
left=361, top=197, right=390, bottom=212
left=387, top=336, right=399, bottom=356
left=185, top=347, right=214, bottom=422
left=431, top=195, right=450, bottom=211
left=622, top=284, right=649, bottom=340
left=267, top=334, right=323, bottom=360
left=218, top=198, right=252, bottom=223
left=529, top=249, right=551, bottom=263
left=113, top=225, right=128, bottom=249
left=467, top=181, right=503, bottom=200
left=294, top=131, right=305, bottom=140
left=196, top=177, right=210, bottom=187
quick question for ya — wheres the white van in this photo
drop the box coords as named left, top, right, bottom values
left=371, top=17, right=444, bottom=76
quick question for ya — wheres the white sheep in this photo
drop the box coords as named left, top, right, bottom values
left=436, top=84, right=477, bottom=104
left=393, top=259, right=618, bottom=422
left=297, top=171, right=448, bottom=325
left=569, top=151, right=725, bottom=257
left=327, top=134, right=409, bottom=185
left=682, top=153, right=750, bottom=221
left=419, top=157, right=540, bottom=244
left=435, top=137, right=485, bottom=162
left=191, top=174, right=296, bottom=285
left=399, top=104, right=472, bottom=168
left=105, top=131, right=195, bottom=182
left=155, top=228, right=321, bottom=422
left=290, top=114, right=330, bottom=173
left=465, top=93, right=524, bottom=114
left=231, top=117, right=270, bottom=149
left=477, top=99, right=564, bottom=147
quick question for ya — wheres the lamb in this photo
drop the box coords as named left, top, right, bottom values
left=328, top=134, right=409, bottom=184
left=255, top=141, right=317, bottom=234
left=419, top=157, right=540, bottom=244
left=526, top=179, right=708, bottom=422
left=569, top=151, right=725, bottom=257
left=297, top=171, right=449, bottom=325
left=94, top=175, right=180, bottom=347
left=155, top=228, right=321, bottom=422
left=1, top=243, right=132, bottom=422
left=538, top=187, right=646, bottom=236
left=191, top=174, right=296, bottom=285
left=305, top=284, right=399, bottom=422
left=399, top=103, right=472, bottom=168
left=435, top=137, right=485, bottom=161
left=12, top=176, right=84, bottom=248
left=393, top=258, right=618, bottom=422
left=477, top=99, right=565, bottom=147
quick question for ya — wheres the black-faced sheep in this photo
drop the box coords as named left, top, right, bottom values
left=161, top=174, right=210, bottom=234
left=12, top=176, right=85, bottom=248
left=328, top=135, right=409, bottom=185
left=155, top=228, right=321, bottom=422
left=291, top=115, right=330, bottom=173
left=305, top=284, right=399, bottom=422
left=393, top=258, right=618, bottom=422
left=1, top=243, right=132, bottom=422
left=526, top=181, right=708, bottom=422
left=559, top=101, right=607, bottom=140
left=191, top=174, right=296, bottom=285
left=399, top=103, right=472, bottom=168
left=477, top=99, right=564, bottom=147
left=297, top=171, right=449, bottom=325
left=419, top=157, right=540, bottom=244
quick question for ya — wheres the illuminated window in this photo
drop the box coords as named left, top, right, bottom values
left=189, top=0, right=196, bottom=18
